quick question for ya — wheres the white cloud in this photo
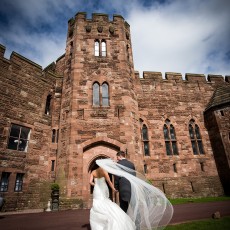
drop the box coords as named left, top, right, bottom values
left=127, top=0, right=230, bottom=77
left=1, top=0, right=229, bottom=77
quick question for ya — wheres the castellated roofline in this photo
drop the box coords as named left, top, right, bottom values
left=136, top=71, right=229, bottom=83
left=68, top=12, right=129, bottom=26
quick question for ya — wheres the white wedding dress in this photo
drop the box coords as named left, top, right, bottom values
left=90, top=177, right=136, bottom=230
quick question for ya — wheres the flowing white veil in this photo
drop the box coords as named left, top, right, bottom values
left=96, top=158, right=173, bottom=230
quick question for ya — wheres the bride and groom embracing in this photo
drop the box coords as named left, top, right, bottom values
left=89, top=151, right=173, bottom=230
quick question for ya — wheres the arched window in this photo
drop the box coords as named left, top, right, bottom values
left=93, top=82, right=109, bottom=107
left=189, top=120, right=204, bottom=155
left=163, top=119, right=178, bottom=156
left=142, top=124, right=150, bottom=156
left=94, top=39, right=107, bottom=57
left=45, top=95, right=52, bottom=115
left=101, top=40, right=106, bottom=57
left=93, top=82, right=100, bottom=106
left=102, top=82, right=109, bottom=106
left=94, top=40, right=100, bottom=56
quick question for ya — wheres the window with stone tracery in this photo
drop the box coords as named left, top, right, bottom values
left=94, top=39, right=106, bottom=57
left=163, top=119, right=178, bottom=156
left=93, top=82, right=109, bottom=107
left=189, top=119, right=204, bottom=155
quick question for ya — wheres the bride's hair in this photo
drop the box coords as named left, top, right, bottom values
left=116, top=151, right=126, bottom=157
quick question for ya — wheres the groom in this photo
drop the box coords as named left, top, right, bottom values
left=115, top=151, right=135, bottom=213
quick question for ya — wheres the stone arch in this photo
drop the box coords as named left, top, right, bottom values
left=80, top=137, right=125, bottom=207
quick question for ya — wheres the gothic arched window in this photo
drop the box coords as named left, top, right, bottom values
left=93, top=82, right=100, bottom=106
left=94, top=39, right=107, bottom=57
left=101, top=40, right=106, bottom=57
left=94, top=40, right=100, bottom=56
left=142, top=124, right=150, bottom=156
left=189, top=120, right=204, bottom=155
left=163, top=119, right=178, bottom=156
left=102, top=82, right=109, bottom=106
left=93, top=82, right=109, bottom=107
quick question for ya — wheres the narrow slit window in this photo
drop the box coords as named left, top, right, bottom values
left=45, top=95, right=52, bottom=115
left=52, top=129, right=56, bottom=143
left=142, top=124, right=150, bottom=156
left=51, top=160, right=55, bottom=171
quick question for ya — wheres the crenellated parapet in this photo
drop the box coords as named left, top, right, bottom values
left=138, top=71, right=229, bottom=84
left=67, top=12, right=130, bottom=40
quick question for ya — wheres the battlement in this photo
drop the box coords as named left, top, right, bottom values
left=68, top=12, right=128, bottom=29
left=138, top=71, right=229, bottom=83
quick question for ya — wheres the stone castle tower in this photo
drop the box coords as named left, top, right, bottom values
left=0, top=12, right=229, bottom=211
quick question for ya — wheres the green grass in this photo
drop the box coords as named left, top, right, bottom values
left=169, top=196, right=230, bottom=205
left=165, top=216, right=230, bottom=230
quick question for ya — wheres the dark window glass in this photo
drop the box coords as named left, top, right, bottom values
left=142, top=125, right=148, bottom=140
left=0, top=172, right=11, bottom=192
left=165, top=141, right=171, bottom=155
left=189, top=121, right=204, bottom=155
left=93, top=83, right=100, bottom=106
left=8, top=124, right=30, bottom=152
left=51, top=160, right=55, bottom=171
left=144, top=142, right=150, bottom=156
left=14, top=173, right=24, bottom=192
left=198, top=141, right=204, bottom=154
left=173, top=163, right=177, bottom=173
left=189, top=124, right=195, bottom=139
left=170, top=125, right=176, bottom=140
left=164, top=120, right=178, bottom=156
left=45, top=95, right=52, bottom=115
left=163, top=125, right=169, bottom=140
left=52, top=129, right=56, bottom=143
left=144, top=164, right=147, bottom=174
left=191, top=141, right=198, bottom=155
left=172, top=141, right=178, bottom=155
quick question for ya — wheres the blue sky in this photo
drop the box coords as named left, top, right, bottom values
left=0, top=0, right=229, bottom=78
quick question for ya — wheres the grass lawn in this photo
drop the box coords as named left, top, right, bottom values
left=169, top=196, right=230, bottom=205
left=165, top=216, right=230, bottom=230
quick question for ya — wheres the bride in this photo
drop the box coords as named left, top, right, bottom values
left=89, top=164, right=136, bottom=230
left=90, top=159, right=173, bottom=230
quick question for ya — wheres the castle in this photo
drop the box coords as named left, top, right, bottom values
left=0, top=12, right=229, bottom=211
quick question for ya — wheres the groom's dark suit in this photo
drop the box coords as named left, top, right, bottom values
left=115, top=158, right=135, bottom=213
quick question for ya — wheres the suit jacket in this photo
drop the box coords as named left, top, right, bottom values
left=115, top=159, right=136, bottom=202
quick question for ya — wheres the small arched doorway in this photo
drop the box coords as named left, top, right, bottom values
left=81, top=138, right=125, bottom=208
left=88, top=155, right=115, bottom=200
